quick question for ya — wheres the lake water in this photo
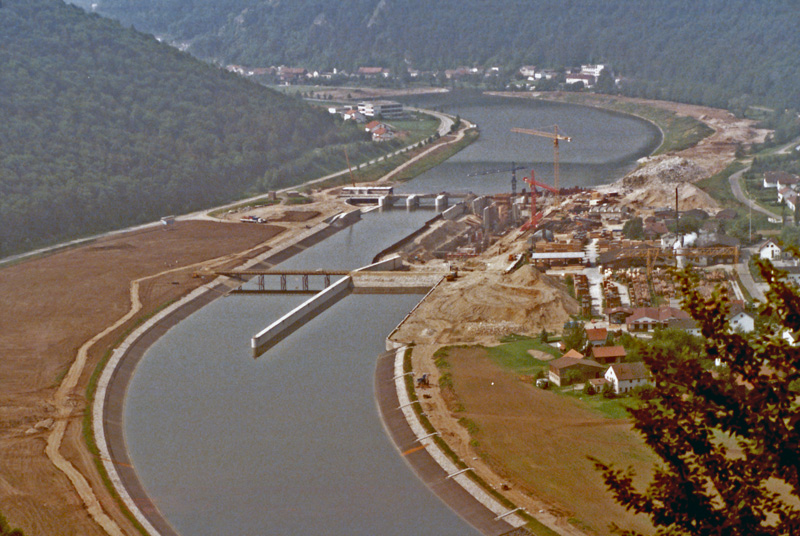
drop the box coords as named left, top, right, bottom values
left=122, top=91, right=660, bottom=535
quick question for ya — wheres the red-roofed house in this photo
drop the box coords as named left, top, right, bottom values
left=586, top=327, right=608, bottom=346
left=371, top=127, right=395, bottom=142
left=590, top=345, right=627, bottom=365
left=548, top=357, right=606, bottom=387
left=357, top=67, right=389, bottom=78
left=562, top=348, right=584, bottom=359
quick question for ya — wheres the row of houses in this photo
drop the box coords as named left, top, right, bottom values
left=603, top=304, right=756, bottom=335
left=549, top=345, right=649, bottom=394
left=518, top=64, right=609, bottom=88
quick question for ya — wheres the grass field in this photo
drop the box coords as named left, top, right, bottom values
left=441, top=343, right=657, bottom=535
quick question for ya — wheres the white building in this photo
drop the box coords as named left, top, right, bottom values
left=565, top=73, right=595, bottom=88
left=729, top=311, right=755, bottom=333
left=759, top=239, right=782, bottom=260
left=604, top=362, right=650, bottom=394
left=519, top=65, right=537, bottom=79
left=581, top=64, right=606, bottom=77
left=357, top=100, right=404, bottom=119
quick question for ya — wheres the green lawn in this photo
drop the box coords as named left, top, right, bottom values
left=485, top=334, right=558, bottom=376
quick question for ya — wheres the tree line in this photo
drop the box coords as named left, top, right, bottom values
left=0, top=0, right=371, bottom=257
left=72, top=0, right=800, bottom=111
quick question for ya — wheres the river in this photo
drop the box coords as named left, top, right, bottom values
left=121, top=92, right=661, bottom=535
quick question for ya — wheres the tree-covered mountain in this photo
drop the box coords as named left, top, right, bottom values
left=70, top=0, right=800, bottom=111
left=0, top=0, right=365, bottom=257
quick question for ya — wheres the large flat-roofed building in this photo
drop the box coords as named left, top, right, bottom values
left=358, top=100, right=404, bottom=119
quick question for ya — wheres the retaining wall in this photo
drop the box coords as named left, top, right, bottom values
left=251, top=275, right=353, bottom=357
left=251, top=255, right=404, bottom=356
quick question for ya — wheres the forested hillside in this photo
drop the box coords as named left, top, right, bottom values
left=71, top=0, right=800, bottom=110
left=0, top=0, right=364, bottom=257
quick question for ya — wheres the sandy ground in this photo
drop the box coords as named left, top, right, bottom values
left=0, top=212, right=347, bottom=535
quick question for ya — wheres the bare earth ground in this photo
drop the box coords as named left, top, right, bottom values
left=491, top=92, right=770, bottom=212
left=0, top=213, right=347, bottom=535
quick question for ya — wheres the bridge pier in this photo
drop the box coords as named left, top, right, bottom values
left=405, top=194, right=419, bottom=210
left=378, top=195, right=396, bottom=209
left=435, top=194, right=448, bottom=212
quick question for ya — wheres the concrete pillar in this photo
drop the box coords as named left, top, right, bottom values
left=471, top=196, right=488, bottom=215
left=379, top=195, right=395, bottom=209
left=483, top=205, right=497, bottom=232
left=405, top=194, right=419, bottom=210
left=435, top=194, right=448, bottom=212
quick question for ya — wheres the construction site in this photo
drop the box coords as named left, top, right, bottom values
left=0, top=93, right=773, bottom=536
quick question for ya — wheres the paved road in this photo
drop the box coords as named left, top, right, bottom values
left=727, top=164, right=778, bottom=219
left=735, top=257, right=766, bottom=302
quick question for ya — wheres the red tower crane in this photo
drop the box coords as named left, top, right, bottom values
left=520, top=169, right=557, bottom=232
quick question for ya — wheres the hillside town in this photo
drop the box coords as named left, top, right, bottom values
left=225, top=62, right=618, bottom=93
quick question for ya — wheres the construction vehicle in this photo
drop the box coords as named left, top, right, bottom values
left=446, top=267, right=459, bottom=281
left=511, top=126, right=572, bottom=191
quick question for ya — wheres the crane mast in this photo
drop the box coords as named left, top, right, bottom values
left=511, top=126, right=572, bottom=191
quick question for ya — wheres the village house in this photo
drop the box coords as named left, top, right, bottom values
left=580, top=64, right=606, bottom=77
left=562, top=348, right=584, bottom=359
left=586, top=327, right=608, bottom=346
left=763, top=170, right=800, bottom=189
left=626, top=306, right=691, bottom=332
left=357, top=67, right=389, bottom=78
left=370, top=126, right=394, bottom=142
left=759, top=238, right=782, bottom=260
left=519, top=65, right=537, bottom=79
left=590, top=345, right=627, bottom=365
left=342, top=109, right=366, bottom=122
left=565, top=73, right=595, bottom=88
left=277, top=66, right=307, bottom=82
left=548, top=356, right=606, bottom=387
left=604, top=362, right=650, bottom=394
left=729, top=311, right=755, bottom=333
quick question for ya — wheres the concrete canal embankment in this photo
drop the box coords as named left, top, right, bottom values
left=94, top=210, right=367, bottom=536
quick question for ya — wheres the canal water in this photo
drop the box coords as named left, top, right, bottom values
left=123, top=92, right=661, bottom=535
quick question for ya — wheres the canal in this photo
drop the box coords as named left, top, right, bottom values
left=121, top=92, right=661, bottom=535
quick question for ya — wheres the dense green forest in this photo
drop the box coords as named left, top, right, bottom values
left=0, top=0, right=367, bottom=257
left=69, top=0, right=800, bottom=111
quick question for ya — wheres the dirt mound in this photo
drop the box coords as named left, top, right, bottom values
left=604, top=155, right=720, bottom=211
left=622, top=155, right=705, bottom=188
left=393, top=265, right=578, bottom=345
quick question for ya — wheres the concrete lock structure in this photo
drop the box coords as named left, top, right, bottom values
left=250, top=256, right=405, bottom=356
